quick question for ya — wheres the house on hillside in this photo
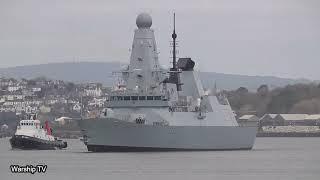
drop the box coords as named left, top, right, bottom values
left=39, top=105, right=51, bottom=113
left=0, top=97, right=5, bottom=103
left=275, top=114, right=308, bottom=126
left=7, top=86, right=21, bottom=92
left=304, top=114, right=320, bottom=126
left=25, top=105, right=38, bottom=114
left=4, top=95, right=14, bottom=101
left=22, top=89, right=34, bottom=96
left=1, top=124, right=8, bottom=132
left=46, top=99, right=58, bottom=105
left=88, top=98, right=105, bottom=107
left=72, top=103, right=81, bottom=112
left=84, top=87, right=102, bottom=97
left=0, top=78, right=10, bottom=87
left=32, top=87, right=42, bottom=92
left=259, top=114, right=278, bottom=126
left=238, top=115, right=259, bottom=127
left=55, top=116, right=72, bottom=126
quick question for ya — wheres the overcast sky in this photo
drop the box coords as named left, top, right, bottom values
left=1, top=0, right=319, bottom=80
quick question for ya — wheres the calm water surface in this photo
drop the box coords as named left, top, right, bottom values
left=0, top=137, right=319, bottom=180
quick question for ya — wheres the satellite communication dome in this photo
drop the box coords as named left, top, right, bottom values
left=136, top=13, right=152, bottom=28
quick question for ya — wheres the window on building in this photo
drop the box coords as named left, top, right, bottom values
left=124, top=96, right=130, bottom=100
left=147, top=96, right=153, bottom=100
left=139, top=96, right=146, bottom=100
left=117, top=96, right=123, bottom=100
left=131, top=96, right=138, bottom=100
left=154, top=96, right=161, bottom=100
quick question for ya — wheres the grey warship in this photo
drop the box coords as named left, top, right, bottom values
left=78, top=13, right=257, bottom=152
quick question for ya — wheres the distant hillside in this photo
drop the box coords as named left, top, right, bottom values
left=0, top=62, right=313, bottom=91
left=0, top=62, right=120, bottom=85
left=200, top=72, right=311, bottom=90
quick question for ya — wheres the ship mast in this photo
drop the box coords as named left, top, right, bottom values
left=170, top=13, right=182, bottom=91
left=172, top=13, right=177, bottom=70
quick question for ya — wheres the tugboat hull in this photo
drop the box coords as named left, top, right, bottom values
left=10, top=135, right=67, bottom=150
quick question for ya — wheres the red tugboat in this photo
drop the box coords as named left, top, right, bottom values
left=10, top=114, right=67, bottom=150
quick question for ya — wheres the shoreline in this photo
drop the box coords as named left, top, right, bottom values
left=257, top=132, right=320, bottom=137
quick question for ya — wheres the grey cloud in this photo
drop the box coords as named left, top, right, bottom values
left=0, top=0, right=319, bottom=79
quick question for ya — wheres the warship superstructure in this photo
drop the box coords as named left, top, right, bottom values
left=78, top=13, right=257, bottom=152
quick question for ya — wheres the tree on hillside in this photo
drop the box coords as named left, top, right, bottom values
left=27, top=80, right=36, bottom=86
left=32, top=76, right=47, bottom=82
left=228, top=83, right=320, bottom=115
left=257, top=84, right=269, bottom=97
left=236, top=87, right=249, bottom=94
left=266, top=84, right=320, bottom=114
left=290, top=98, right=320, bottom=114
left=66, top=82, right=75, bottom=92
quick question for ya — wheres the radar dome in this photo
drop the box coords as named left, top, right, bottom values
left=136, top=13, right=152, bottom=28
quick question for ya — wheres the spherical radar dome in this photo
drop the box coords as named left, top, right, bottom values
left=136, top=13, right=152, bottom=28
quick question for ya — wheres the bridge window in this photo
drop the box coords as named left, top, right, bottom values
left=110, top=96, right=117, bottom=101
left=154, top=96, right=161, bottom=100
left=124, top=96, right=130, bottom=100
left=161, top=96, right=167, bottom=101
left=139, top=96, right=146, bottom=100
left=131, top=96, right=138, bottom=100
left=147, top=96, right=153, bottom=100
left=153, top=122, right=162, bottom=126
left=135, top=118, right=145, bottom=124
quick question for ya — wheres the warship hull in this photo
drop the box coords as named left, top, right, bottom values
left=79, top=118, right=257, bottom=152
